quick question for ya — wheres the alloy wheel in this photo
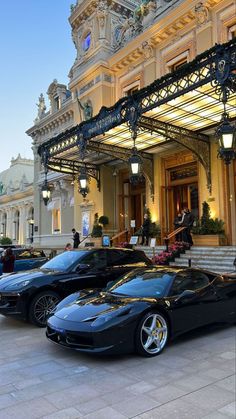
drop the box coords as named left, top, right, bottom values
left=33, top=294, right=59, bottom=326
left=140, top=313, right=168, bottom=355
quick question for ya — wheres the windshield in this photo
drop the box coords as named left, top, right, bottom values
left=108, top=269, right=174, bottom=298
left=41, top=251, right=88, bottom=272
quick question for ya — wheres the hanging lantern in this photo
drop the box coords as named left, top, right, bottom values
left=216, top=112, right=236, bottom=165
left=78, top=166, right=89, bottom=198
left=128, top=147, right=142, bottom=183
left=41, top=181, right=51, bottom=206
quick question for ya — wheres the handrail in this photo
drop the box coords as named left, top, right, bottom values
left=164, top=226, right=186, bottom=240
left=163, top=226, right=186, bottom=251
left=79, top=233, right=92, bottom=246
left=111, top=229, right=129, bottom=245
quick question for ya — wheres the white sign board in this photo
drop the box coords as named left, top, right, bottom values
left=129, top=236, right=139, bottom=245
left=150, top=238, right=156, bottom=248
left=130, top=220, right=136, bottom=228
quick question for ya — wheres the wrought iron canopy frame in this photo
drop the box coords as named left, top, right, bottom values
left=38, top=38, right=236, bottom=194
left=47, top=157, right=100, bottom=191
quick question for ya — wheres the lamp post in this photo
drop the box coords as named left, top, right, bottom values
left=216, top=112, right=236, bottom=165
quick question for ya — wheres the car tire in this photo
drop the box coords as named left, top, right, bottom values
left=28, top=291, right=60, bottom=327
left=135, top=311, right=169, bottom=357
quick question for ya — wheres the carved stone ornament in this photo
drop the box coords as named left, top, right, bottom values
left=142, top=40, right=154, bottom=59
left=97, top=0, right=109, bottom=38
left=195, top=2, right=209, bottom=26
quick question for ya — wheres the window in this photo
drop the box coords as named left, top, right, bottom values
left=82, top=32, right=91, bottom=52
left=228, top=24, right=236, bottom=40
left=123, top=81, right=140, bottom=97
left=170, top=271, right=209, bottom=295
left=165, top=49, right=190, bottom=74
left=107, top=250, right=127, bottom=267
left=81, top=250, right=107, bottom=269
left=170, top=58, right=188, bottom=72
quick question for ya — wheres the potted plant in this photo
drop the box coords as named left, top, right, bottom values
left=98, top=215, right=109, bottom=229
left=192, top=201, right=226, bottom=246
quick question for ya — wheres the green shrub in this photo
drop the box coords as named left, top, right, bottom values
left=192, top=202, right=225, bottom=235
left=0, top=237, right=12, bottom=245
left=91, top=213, right=103, bottom=238
left=98, top=215, right=109, bottom=226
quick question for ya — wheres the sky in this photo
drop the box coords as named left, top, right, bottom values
left=0, top=0, right=75, bottom=171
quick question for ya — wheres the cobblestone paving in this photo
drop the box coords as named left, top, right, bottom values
left=0, top=315, right=235, bottom=418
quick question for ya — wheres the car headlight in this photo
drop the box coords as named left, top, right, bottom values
left=90, top=307, right=131, bottom=328
left=5, top=280, right=31, bottom=290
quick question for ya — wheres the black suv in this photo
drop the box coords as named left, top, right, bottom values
left=0, top=247, right=151, bottom=326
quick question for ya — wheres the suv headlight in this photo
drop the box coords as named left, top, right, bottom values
left=5, top=280, right=31, bottom=290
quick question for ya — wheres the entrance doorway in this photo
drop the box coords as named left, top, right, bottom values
left=119, top=170, right=146, bottom=233
left=161, top=162, right=199, bottom=234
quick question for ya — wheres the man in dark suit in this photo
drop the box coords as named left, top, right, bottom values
left=72, top=228, right=80, bottom=248
left=182, top=208, right=194, bottom=245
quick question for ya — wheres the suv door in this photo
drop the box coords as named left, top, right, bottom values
left=57, top=250, right=108, bottom=294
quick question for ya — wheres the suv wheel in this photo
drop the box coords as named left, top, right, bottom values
left=29, top=291, right=60, bottom=327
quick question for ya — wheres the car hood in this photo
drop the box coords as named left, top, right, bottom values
left=53, top=292, right=151, bottom=323
left=0, top=269, right=53, bottom=289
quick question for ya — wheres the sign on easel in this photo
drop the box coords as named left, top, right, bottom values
left=130, top=220, right=136, bottom=228
left=129, top=236, right=139, bottom=245
left=150, top=238, right=156, bottom=248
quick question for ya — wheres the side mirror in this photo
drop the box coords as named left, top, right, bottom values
left=76, top=263, right=90, bottom=272
left=175, top=289, right=196, bottom=302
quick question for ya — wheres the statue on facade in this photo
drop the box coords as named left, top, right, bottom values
left=36, top=93, right=46, bottom=120
left=0, top=181, right=3, bottom=195
left=77, top=98, right=93, bottom=121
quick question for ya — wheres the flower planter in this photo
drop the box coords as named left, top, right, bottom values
left=192, top=234, right=227, bottom=246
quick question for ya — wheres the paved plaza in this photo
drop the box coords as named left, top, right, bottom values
left=0, top=315, right=235, bottom=419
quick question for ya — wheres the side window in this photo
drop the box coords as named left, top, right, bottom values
left=81, top=251, right=107, bottom=269
left=107, top=250, right=126, bottom=267
left=191, top=272, right=209, bottom=290
left=171, top=271, right=209, bottom=295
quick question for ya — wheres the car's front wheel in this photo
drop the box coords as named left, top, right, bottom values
left=29, top=291, right=60, bottom=327
left=135, top=312, right=169, bottom=357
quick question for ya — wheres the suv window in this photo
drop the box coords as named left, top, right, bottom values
left=170, top=271, right=209, bottom=295
left=107, top=250, right=150, bottom=267
left=107, top=250, right=127, bottom=267
left=81, top=250, right=107, bottom=269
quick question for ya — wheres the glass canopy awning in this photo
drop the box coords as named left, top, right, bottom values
left=38, top=38, right=236, bottom=194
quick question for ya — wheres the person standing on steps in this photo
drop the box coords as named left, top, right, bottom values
left=141, top=214, right=151, bottom=246
left=181, top=208, right=194, bottom=246
left=72, top=228, right=80, bottom=249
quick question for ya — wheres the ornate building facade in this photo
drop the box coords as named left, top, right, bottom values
left=27, top=0, right=236, bottom=249
left=0, top=155, right=34, bottom=245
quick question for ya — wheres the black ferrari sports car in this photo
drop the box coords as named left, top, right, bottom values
left=0, top=248, right=151, bottom=326
left=46, top=267, right=236, bottom=357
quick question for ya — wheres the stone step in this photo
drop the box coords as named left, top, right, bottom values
left=169, top=260, right=235, bottom=273
left=179, top=254, right=235, bottom=261
left=175, top=258, right=234, bottom=269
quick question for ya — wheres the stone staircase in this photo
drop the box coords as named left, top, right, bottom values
left=137, top=245, right=236, bottom=274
